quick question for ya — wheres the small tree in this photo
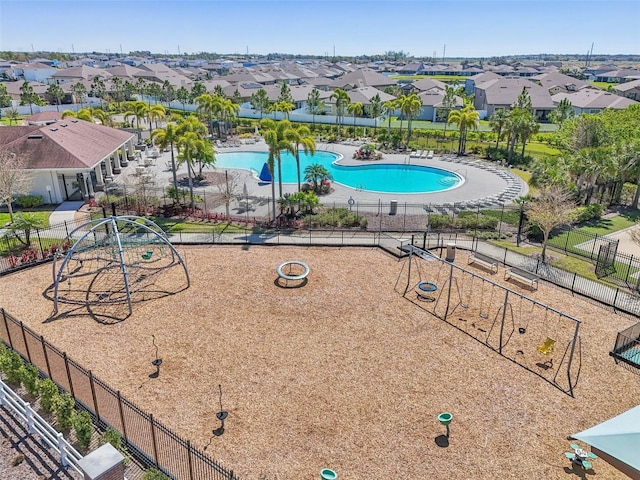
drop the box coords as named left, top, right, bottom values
left=8, top=212, right=47, bottom=246
left=19, top=362, right=40, bottom=397
left=72, top=410, right=94, bottom=450
left=525, top=187, right=577, bottom=262
left=54, top=392, right=75, bottom=431
left=38, top=378, right=59, bottom=413
left=216, top=170, right=240, bottom=219
left=0, top=152, right=33, bottom=223
left=0, top=349, right=24, bottom=385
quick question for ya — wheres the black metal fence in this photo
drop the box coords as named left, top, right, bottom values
left=0, top=309, right=240, bottom=480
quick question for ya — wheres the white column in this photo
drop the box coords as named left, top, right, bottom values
left=119, top=147, right=128, bottom=167
left=82, top=172, right=90, bottom=199
left=113, top=149, right=122, bottom=174
left=127, top=140, right=135, bottom=157
left=95, top=163, right=104, bottom=191
left=105, top=156, right=113, bottom=180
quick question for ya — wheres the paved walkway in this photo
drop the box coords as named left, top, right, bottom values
left=48, top=201, right=85, bottom=226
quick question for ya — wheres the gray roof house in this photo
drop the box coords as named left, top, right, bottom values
left=532, top=71, right=588, bottom=94
left=551, top=89, right=638, bottom=114
left=612, top=79, right=640, bottom=101
left=474, top=78, right=555, bottom=120
left=330, top=68, right=396, bottom=90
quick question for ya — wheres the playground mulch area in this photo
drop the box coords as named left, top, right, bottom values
left=1, top=246, right=639, bottom=480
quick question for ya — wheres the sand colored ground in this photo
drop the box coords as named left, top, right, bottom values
left=0, top=245, right=639, bottom=480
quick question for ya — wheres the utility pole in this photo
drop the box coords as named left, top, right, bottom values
left=442, top=44, right=446, bottom=63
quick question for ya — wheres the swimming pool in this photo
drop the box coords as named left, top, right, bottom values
left=215, top=151, right=463, bottom=194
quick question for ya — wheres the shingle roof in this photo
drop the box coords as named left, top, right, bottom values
left=0, top=121, right=134, bottom=170
left=479, top=78, right=554, bottom=109
left=330, top=68, right=396, bottom=89
left=552, top=90, right=638, bottom=109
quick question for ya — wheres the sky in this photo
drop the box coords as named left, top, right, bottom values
left=1, top=0, right=639, bottom=58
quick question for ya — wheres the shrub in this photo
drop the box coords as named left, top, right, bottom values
left=54, top=393, right=75, bottom=431
left=19, top=363, right=40, bottom=397
left=142, top=468, right=172, bottom=480
left=38, top=378, right=59, bottom=413
left=15, top=195, right=43, bottom=208
left=72, top=410, right=94, bottom=450
left=428, top=214, right=454, bottom=229
left=575, top=203, right=605, bottom=223
left=0, top=349, right=24, bottom=385
left=100, top=427, right=123, bottom=450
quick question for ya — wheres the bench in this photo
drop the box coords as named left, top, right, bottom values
left=505, top=267, right=539, bottom=289
left=468, top=252, right=498, bottom=273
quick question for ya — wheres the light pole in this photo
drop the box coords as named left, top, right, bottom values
left=46, top=185, right=53, bottom=204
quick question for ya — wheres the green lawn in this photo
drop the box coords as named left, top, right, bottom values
left=0, top=210, right=53, bottom=228
left=149, top=216, right=252, bottom=234
left=587, top=81, right=617, bottom=91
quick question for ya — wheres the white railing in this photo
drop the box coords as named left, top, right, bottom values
left=0, top=379, right=84, bottom=476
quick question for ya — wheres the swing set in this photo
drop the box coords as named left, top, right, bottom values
left=396, top=243, right=583, bottom=396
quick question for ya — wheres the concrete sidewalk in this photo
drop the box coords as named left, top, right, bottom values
left=48, top=201, right=85, bottom=226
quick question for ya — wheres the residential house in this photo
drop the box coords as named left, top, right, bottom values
left=416, top=90, right=463, bottom=122
left=133, top=63, right=192, bottom=88
left=532, top=71, right=588, bottom=95
left=594, top=69, right=640, bottom=83
left=474, top=77, right=554, bottom=120
left=465, top=71, right=502, bottom=95
left=551, top=90, right=638, bottom=114
left=613, top=79, right=640, bottom=101
left=403, top=77, right=447, bottom=95
left=330, top=68, right=396, bottom=90
left=0, top=120, right=136, bottom=203
left=12, top=62, right=57, bottom=83
left=50, top=65, right=112, bottom=85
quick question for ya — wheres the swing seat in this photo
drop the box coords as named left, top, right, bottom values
left=141, top=251, right=153, bottom=260
left=537, top=337, right=556, bottom=356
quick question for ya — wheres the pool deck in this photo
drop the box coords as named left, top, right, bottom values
left=116, top=138, right=527, bottom=213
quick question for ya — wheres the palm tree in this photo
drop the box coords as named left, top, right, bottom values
left=347, top=101, right=363, bottom=134
left=519, top=114, right=540, bottom=158
left=46, top=84, right=65, bottom=111
left=90, top=77, right=106, bottom=109
left=124, top=100, right=149, bottom=142
left=135, top=78, right=148, bottom=103
left=304, top=164, right=333, bottom=193
left=62, top=108, right=95, bottom=122
left=382, top=99, right=397, bottom=140
left=147, top=104, right=166, bottom=134
left=176, top=131, right=203, bottom=209
left=110, top=76, right=124, bottom=110
left=366, top=93, right=383, bottom=131
left=261, top=118, right=294, bottom=219
left=505, top=108, right=535, bottom=163
left=399, top=93, right=422, bottom=145
left=5, top=108, right=20, bottom=126
left=8, top=212, right=46, bottom=247
left=285, top=125, right=316, bottom=191
left=330, top=88, right=350, bottom=137
left=176, top=86, right=190, bottom=112
left=195, top=93, right=219, bottom=137
left=271, top=100, right=294, bottom=120
left=447, top=104, right=480, bottom=156
left=147, top=82, right=163, bottom=105
left=152, top=123, right=181, bottom=199
left=549, top=98, right=574, bottom=126
left=440, top=85, right=457, bottom=149
left=162, top=81, right=175, bottom=105
left=489, top=109, right=508, bottom=149
left=219, top=97, right=239, bottom=136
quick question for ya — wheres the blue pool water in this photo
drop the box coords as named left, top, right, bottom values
left=215, top=151, right=462, bottom=194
